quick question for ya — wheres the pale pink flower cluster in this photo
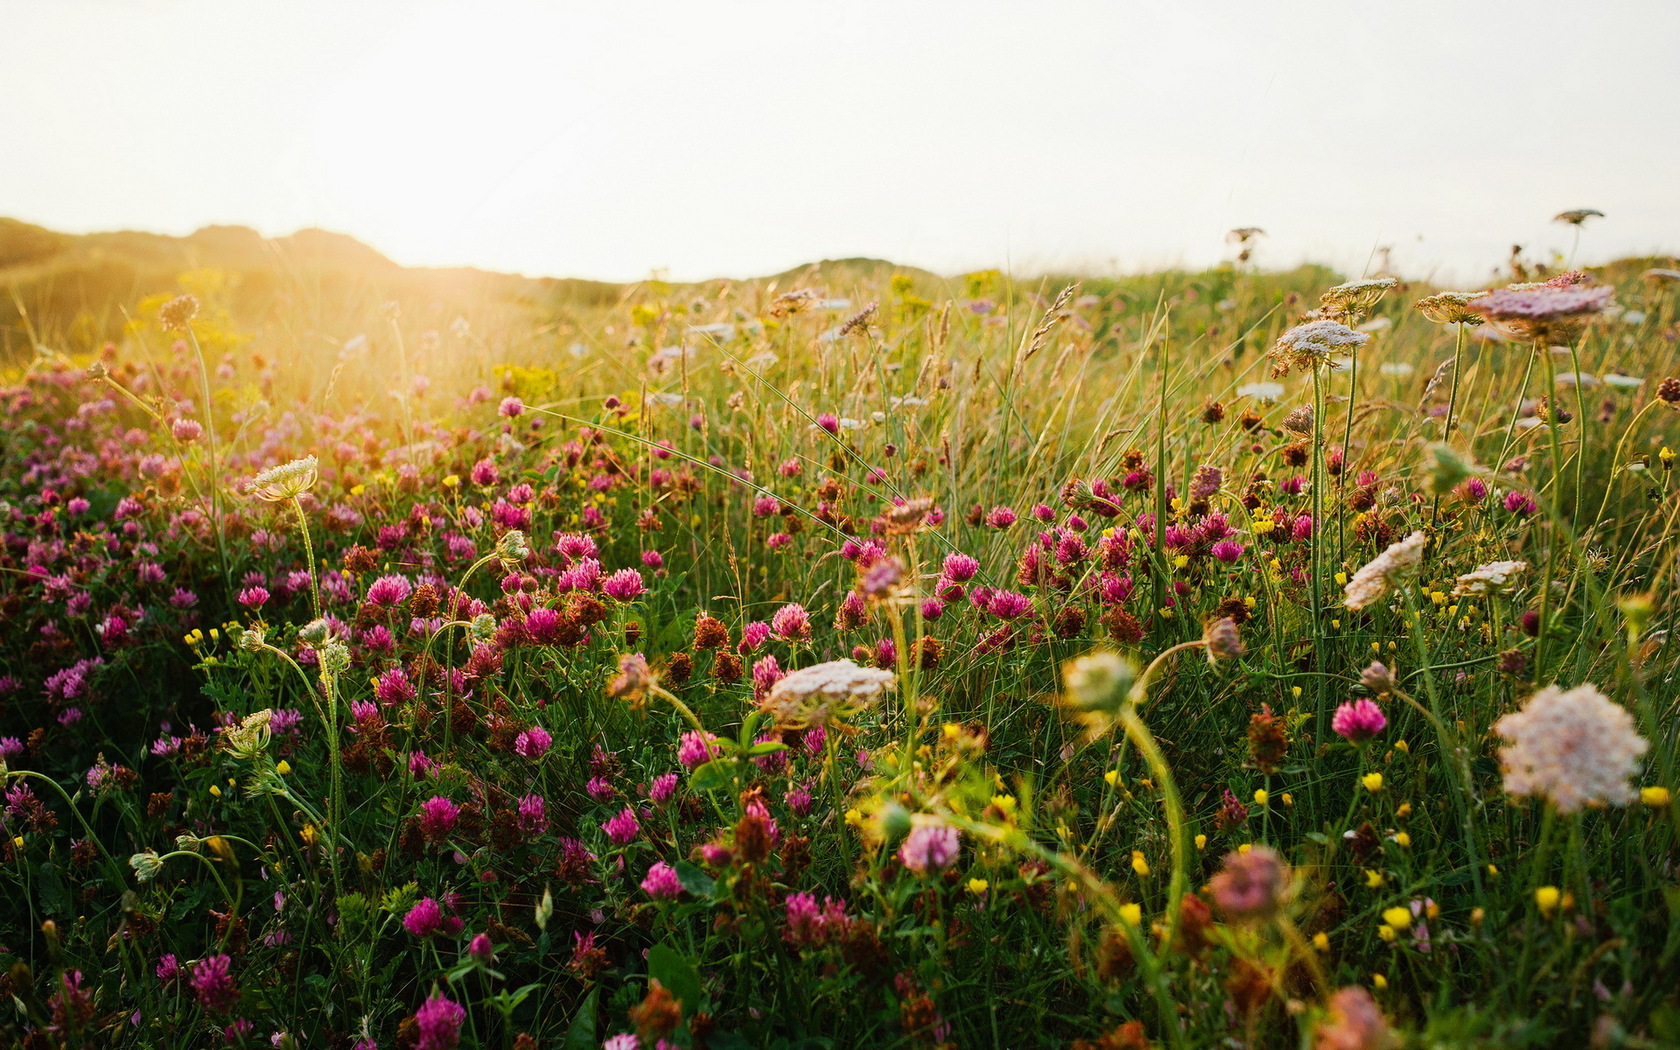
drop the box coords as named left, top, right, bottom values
left=1494, top=683, right=1648, bottom=814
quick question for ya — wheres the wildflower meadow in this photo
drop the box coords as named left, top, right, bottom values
left=5, top=243, right=1680, bottom=1049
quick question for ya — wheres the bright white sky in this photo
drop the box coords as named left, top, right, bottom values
left=4, top=0, right=1677, bottom=284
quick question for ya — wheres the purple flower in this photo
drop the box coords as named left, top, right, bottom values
left=899, top=823, right=960, bottom=874
left=641, top=862, right=683, bottom=900
left=467, top=933, right=496, bottom=964
left=603, top=806, right=640, bottom=845
left=1332, top=698, right=1388, bottom=744
left=678, top=731, right=721, bottom=770
left=414, top=992, right=466, bottom=1050
left=740, top=621, right=771, bottom=651
left=365, top=575, right=413, bottom=607
left=403, top=897, right=463, bottom=939
left=648, top=773, right=679, bottom=803
left=815, top=413, right=840, bottom=435
left=190, top=954, right=240, bottom=1012
left=418, top=797, right=460, bottom=843
left=602, top=568, right=646, bottom=601
left=1211, top=540, right=1246, bottom=563
left=986, top=590, right=1034, bottom=620
left=156, top=954, right=182, bottom=984
left=236, top=586, right=269, bottom=610
left=587, top=776, right=617, bottom=802
left=498, top=396, right=524, bottom=418
left=515, top=726, right=552, bottom=758
left=984, top=506, right=1017, bottom=529
left=770, top=603, right=811, bottom=641
left=516, top=793, right=547, bottom=834
left=1503, top=490, right=1537, bottom=517
left=942, top=553, right=980, bottom=582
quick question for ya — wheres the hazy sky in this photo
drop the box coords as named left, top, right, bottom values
left=5, top=0, right=1677, bottom=283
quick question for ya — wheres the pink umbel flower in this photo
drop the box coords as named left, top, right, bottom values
left=414, top=992, right=466, bottom=1050
left=1332, top=699, right=1387, bottom=744
left=641, top=862, right=683, bottom=900
left=899, top=822, right=960, bottom=874
left=1495, top=683, right=1648, bottom=814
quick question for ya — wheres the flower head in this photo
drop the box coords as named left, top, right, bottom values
left=414, top=992, right=466, bottom=1050
left=1270, top=320, right=1369, bottom=377
left=248, top=457, right=319, bottom=502
left=1452, top=560, right=1527, bottom=597
left=1343, top=531, right=1426, bottom=611
left=1332, top=699, right=1388, bottom=744
left=1314, top=986, right=1396, bottom=1050
left=1415, top=291, right=1488, bottom=326
left=899, top=821, right=960, bottom=874
left=1495, top=683, right=1648, bottom=813
left=189, top=954, right=239, bottom=1012
left=641, top=862, right=683, bottom=900
left=1466, top=284, right=1614, bottom=341
left=1208, top=846, right=1290, bottom=923
left=757, top=659, right=895, bottom=731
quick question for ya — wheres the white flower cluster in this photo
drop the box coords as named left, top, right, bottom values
left=1495, top=684, right=1648, bottom=814
left=760, top=659, right=896, bottom=730
left=1452, top=560, right=1527, bottom=597
left=1343, top=531, right=1426, bottom=611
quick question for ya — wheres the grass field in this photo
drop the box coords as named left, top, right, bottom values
left=4, top=244, right=1680, bottom=1049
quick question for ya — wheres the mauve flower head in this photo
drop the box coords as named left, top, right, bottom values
left=586, top=776, right=617, bottom=802
left=414, top=992, right=466, bottom=1050
left=515, top=725, right=552, bottom=758
left=741, top=621, right=772, bottom=650
left=237, top=586, right=270, bottom=610
left=1208, top=846, right=1290, bottom=923
left=899, top=822, right=960, bottom=874
left=942, top=553, right=980, bottom=582
left=172, top=417, right=204, bottom=443
left=987, top=590, right=1034, bottom=620
left=785, top=787, right=813, bottom=816
left=156, top=954, right=182, bottom=984
left=984, top=505, right=1017, bottom=529
left=1211, top=540, right=1245, bottom=563
left=648, top=772, right=679, bottom=803
left=678, top=730, right=722, bottom=769
left=641, top=550, right=664, bottom=569
left=603, top=805, right=640, bottom=845
left=419, top=796, right=460, bottom=843
left=190, top=954, right=239, bottom=1012
left=403, top=897, right=463, bottom=939
left=498, top=396, right=524, bottom=418
left=467, top=933, right=495, bottom=965
left=641, top=861, right=683, bottom=900
left=516, top=793, right=547, bottom=834
left=1332, top=699, right=1387, bottom=744
left=1503, top=490, right=1537, bottom=517
left=920, top=597, right=946, bottom=621
left=816, top=412, right=840, bottom=434
left=602, top=568, right=646, bottom=601
left=771, top=603, right=811, bottom=641
left=366, top=575, right=412, bottom=607
left=1314, top=986, right=1396, bottom=1050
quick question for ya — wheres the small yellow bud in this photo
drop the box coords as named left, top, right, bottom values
left=11, top=836, right=23, bottom=849
left=967, top=878, right=989, bottom=895
left=1253, top=789, right=1269, bottom=806
left=1364, top=869, right=1386, bottom=889
left=300, top=824, right=318, bottom=848
left=1291, top=685, right=1303, bottom=699
left=1487, top=864, right=1499, bottom=878
left=349, top=484, right=365, bottom=496
left=209, top=784, right=222, bottom=797
left=1118, top=903, right=1143, bottom=926
left=1173, top=554, right=1190, bottom=569
left=274, top=760, right=292, bottom=776
left=1425, top=901, right=1440, bottom=920
left=1642, top=786, right=1671, bottom=807
left=1535, top=886, right=1561, bottom=915
left=1335, top=571, right=1348, bottom=585
left=1104, top=770, right=1121, bottom=788
left=1395, top=802, right=1412, bottom=819
left=1393, top=832, right=1410, bottom=848
left=844, top=808, right=863, bottom=827
left=1131, top=851, right=1150, bottom=877
left=1382, top=906, right=1412, bottom=929
left=1378, top=925, right=1397, bottom=942
left=1281, top=792, right=1294, bottom=807
left=442, top=474, right=460, bottom=488
left=941, top=723, right=961, bottom=740
left=1312, top=932, right=1330, bottom=951
left=1394, top=739, right=1409, bottom=754
left=1238, top=842, right=1252, bottom=854
left=1470, top=907, right=1485, bottom=927
left=1362, top=772, right=1384, bottom=793
left=991, top=795, right=1017, bottom=814
left=1372, top=974, right=1388, bottom=990
left=1194, top=834, right=1207, bottom=850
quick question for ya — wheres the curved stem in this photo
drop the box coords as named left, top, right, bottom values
left=290, top=496, right=322, bottom=621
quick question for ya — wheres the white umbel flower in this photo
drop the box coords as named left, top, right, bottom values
left=1452, top=560, right=1528, bottom=597
left=1343, top=531, right=1427, bottom=611
left=248, top=456, right=319, bottom=502
left=1494, top=683, right=1648, bottom=814
left=758, top=659, right=896, bottom=731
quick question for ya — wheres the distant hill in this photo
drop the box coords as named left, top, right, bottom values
left=0, top=218, right=625, bottom=359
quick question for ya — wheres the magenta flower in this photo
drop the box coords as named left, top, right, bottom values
left=498, top=395, right=524, bottom=418
left=171, top=417, right=204, bottom=443
left=156, top=954, right=182, bottom=984
left=899, top=823, right=960, bottom=874
left=1211, top=540, right=1246, bottom=563
left=403, top=897, right=463, bottom=939
left=418, top=796, right=460, bottom=843
left=984, top=505, right=1018, bottom=529
left=414, top=992, right=466, bottom=1050
left=648, top=773, right=679, bottom=803
left=771, top=603, right=811, bottom=641
left=942, top=553, right=980, bottom=581
left=365, top=574, right=412, bottom=607
left=602, top=568, right=646, bottom=601
left=236, top=586, right=269, bottom=610
left=986, top=590, right=1034, bottom=620
left=1208, top=846, right=1289, bottom=923
left=641, top=862, right=683, bottom=900
left=189, top=954, right=239, bottom=1012
left=1332, top=698, right=1388, bottom=744
left=467, top=933, right=496, bottom=964
left=586, top=776, right=617, bottom=802
left=740, top=621, right=771, bottom=651
left=1503, top=490, right=1537, bottom=517
left=603, top=806, right=640, bottom=845
left=514, top=726, right=552, bottom=758
left=516, top=793, right=547, bottom=834
left=678, top=731, right=721, bottom=770
left=816, top=413, right=841, bottom=435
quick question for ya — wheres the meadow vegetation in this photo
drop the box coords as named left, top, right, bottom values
left=4, top=231, right=1680, bottom=1048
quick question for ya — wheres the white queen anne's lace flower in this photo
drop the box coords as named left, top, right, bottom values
left=1343, top=531, right=1426, bottom=611
left=1494, top=683, right=1647, bottom=814
left=1269, top=320, right=1369, bottom=376
left=1452, top=560, right=1528, bottom=597
left=758, top=659, right=896, bottom=731
left=248, top=456, right=319, bottom=502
